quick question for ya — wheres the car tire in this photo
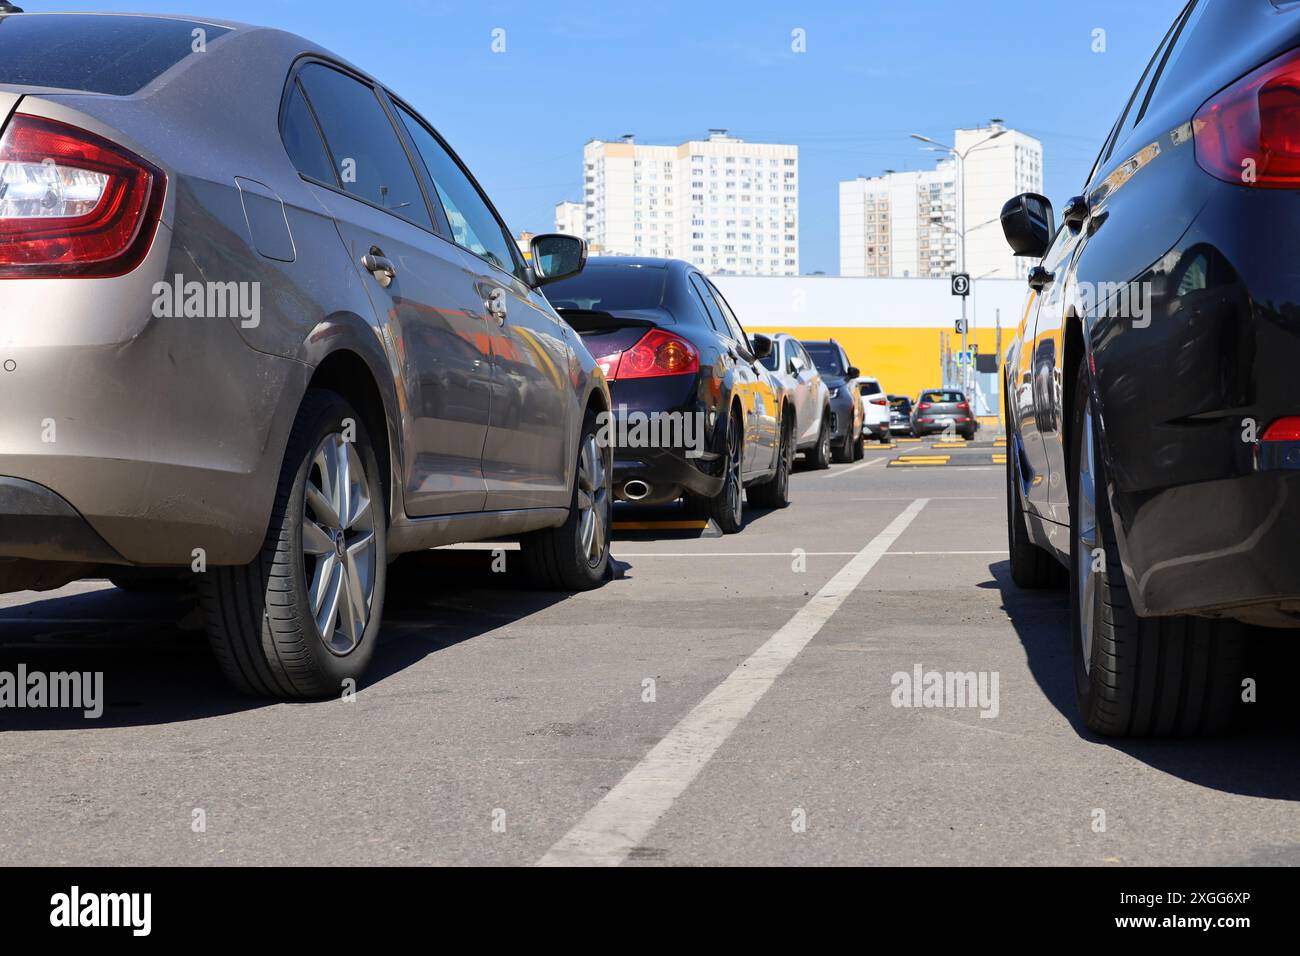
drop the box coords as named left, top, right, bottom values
left=201, top=389, right=387, bottom=699
left=807, top=412, right=832, bottom=470
left=704, top=407, right=745, bottom=533
left=749, top=410, right=793, bottom=509
left=832, top=426, right=855, bottom=463
left=1006, top=418, right=1064, bottom=591
left=1068, top=358, right=1243, bottom=737
left=853, top=429, right=865, bottom=460
left=520, top=409, right=611, bottom=590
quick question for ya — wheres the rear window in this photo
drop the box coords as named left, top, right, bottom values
left=921, top=391, right=965, bottom=403
left=0, top=14, right=230, bottom=95
left=859, top=380, right=882, bottom=396
left=890, top=396, right=912, bottom=412
left=543, top=265, right=668, bottom=314
left=803, top=343, right=844, bottom=377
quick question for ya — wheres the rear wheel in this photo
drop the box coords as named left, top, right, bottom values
left=1068, top=358, right=1243, bottom=736
left=749, top=410, right=793, bottom=509
left=832, top=424, right=855, bottom=463
left=201, top=390, right=386, bottom=699
left=705, top=408, right=745, bottom=533
left=520, top=410, right=611, bottom=590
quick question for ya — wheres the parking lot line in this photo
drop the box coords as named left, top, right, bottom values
left=822, top=457, right=886, bottom=478
left=536, top=498, right=929, bottom=867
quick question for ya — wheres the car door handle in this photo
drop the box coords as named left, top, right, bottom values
left=361, top=250, right=396, bottom=288
left=486, top=287, right=508, bottom=326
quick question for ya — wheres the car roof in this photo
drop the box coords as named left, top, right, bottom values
left=584, top=256, right=685, bottom=271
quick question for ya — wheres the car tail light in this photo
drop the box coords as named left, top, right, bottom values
left=917, top=402, right=931, bottom=410
left=599, top=328, right=699, bottom=381
left=958, top=401, right=971, bottom=411
left=1262, top=417, right=1300, bottom=441
left=1193, top=46, right=1300, bottom=188
left=0, top=113, right=165, bottom=278
left=870, top=396, right=888, bottom=406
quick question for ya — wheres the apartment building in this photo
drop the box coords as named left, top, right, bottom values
left=553, top=200, right=585, bottom=238
left=839, top=122, right=1043, bottom=280
left=579, top=130, right=798, bottom=276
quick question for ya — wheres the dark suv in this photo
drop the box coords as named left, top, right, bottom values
left=1001, top=0, right=1300, bottom=736
left=800, top=339, right=864, bottom=462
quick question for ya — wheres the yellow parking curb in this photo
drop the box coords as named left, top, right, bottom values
left=613, top=520, right=709, bottom=531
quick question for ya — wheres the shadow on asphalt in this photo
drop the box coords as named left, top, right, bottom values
left=988, top=559, right=1300, bottom=801
left=0, top=550, right=579, bottom=730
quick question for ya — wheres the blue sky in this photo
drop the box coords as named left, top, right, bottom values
left=50, top=0, right=1186, bottom=273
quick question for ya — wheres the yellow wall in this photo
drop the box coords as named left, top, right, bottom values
left=751, top=325, right=1004, bottom=404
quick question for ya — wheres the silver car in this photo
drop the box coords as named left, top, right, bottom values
left=0, top=12, right=612, bottom=697
left=755, top=332, right=832, bottom=470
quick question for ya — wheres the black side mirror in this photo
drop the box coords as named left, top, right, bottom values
left=530, top=233, right=587, bottom=286
left=1000, top=193, right=1054, bottom=259
left=846, top=366, right=861, bottom=380
left=750, top=334, right=773, bottom=361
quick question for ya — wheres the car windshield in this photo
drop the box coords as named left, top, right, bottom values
left=803, top=344, right=843, bottom=377
left=542, top=265, right=668, bottom=313
left=921, top=391, right=965, bottom=403
left=0, top=14, right=230, bottom=95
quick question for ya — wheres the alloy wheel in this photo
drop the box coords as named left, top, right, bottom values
left=727, top=418, right=743, bottom=526
left=576, top=433, right=609, bottom=568
left=302, top=432, right=377, bottom=655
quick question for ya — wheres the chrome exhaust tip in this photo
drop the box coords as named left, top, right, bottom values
left=622, top=479, right=651, bottom=501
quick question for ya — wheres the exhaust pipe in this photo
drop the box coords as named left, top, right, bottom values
left=622, top=480, right=651, bottom=501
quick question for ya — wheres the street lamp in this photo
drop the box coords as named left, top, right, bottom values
left=910, top=128, right=1006, bottom=390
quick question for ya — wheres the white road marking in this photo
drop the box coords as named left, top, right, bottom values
left=822, top=457, right=886, bottom=479
left=850, top=496, right=998, bottom=501
left=612, top=550, right=1006, bottom=557
left=884, top=550, right=1009, bottom=556
left=536, top=497, right=930, bottom=867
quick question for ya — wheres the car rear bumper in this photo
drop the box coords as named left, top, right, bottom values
left=613, top=448, right=723, bottom=504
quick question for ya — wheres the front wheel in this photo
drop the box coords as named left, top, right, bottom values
left=201, top=390, right=387, bottom=699
left=1068, top=358, right=1243, bottom=737
left=520, top=410, right=611, bottom=590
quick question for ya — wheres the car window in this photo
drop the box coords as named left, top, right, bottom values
left=0, top=14, right=231, bottom=95
left=803, top=343, right=844, bottom=377
left=1137, top=0, right=1209, bottom=123
left=1104, top=3, right=1188, bottom=164
left=859, top=380, right=882, bottom=396
left=295, top=63, right=432, bottom=230
left=280, top=79, right=337, bottom=186
left=688, top=274, right=728, bottom=334
left=759, top=338, right=782, bottom=371
left=545, top=265, right=668, bottom=313
left=395, top=103, right=519, bottom=277
left=704, top=279, right=751, bottom=348
left=921, top=391, right=964, bottom=403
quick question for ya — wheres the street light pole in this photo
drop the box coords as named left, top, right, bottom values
left=910, top=128, right=1006, bottom=395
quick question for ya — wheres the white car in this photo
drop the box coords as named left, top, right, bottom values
left=858, top=378, right=891, bottom=443
left=756, top=333, right=833, bottom=469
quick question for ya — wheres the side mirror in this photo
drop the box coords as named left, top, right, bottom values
left=1000, top=193, right=1054, bottom=259
left=846, top=366, right=861, bottom=379
left=750, top=334, right=773, bottom=361
left=530, top=233, right=587, bottom=286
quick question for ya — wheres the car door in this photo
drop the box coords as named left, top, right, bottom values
left=391, top=100, right=572, bottom=511
left=687, top=273, right=756, bottom=465
left=289, top=62, right=494, bottom=517
left=788, top=341, right=821, bottom=447
left=705, top=278, right=778, bottom=477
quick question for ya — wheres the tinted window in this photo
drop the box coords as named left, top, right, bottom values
left=1132, top=0, right=1203, bottom=128
left=804, top=343, right=844, bottom=376
left=0, top=14, right=229, bottom=95
left=859, top=380, right=882, bottom=396
left=705, top=279, right=751, bottom=347
left=1139, top=0, right=1211, bottom=119
left=890, top=396, right=912, bottom=413
left=688, top=274, right=728, bottom=333
left=395, top=104, right=518, bottom=275
left=543, top=265, right=668, bottom=313
left=921, top=391, right=965, bottom=403
left=1104, top=5, right=1186, bottom=163
left=280, top=80, right=336, bottom=186
left=295, top=64, right=432, bottom=230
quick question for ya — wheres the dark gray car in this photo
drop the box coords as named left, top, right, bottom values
left=0, top=12, right=612, bottom=698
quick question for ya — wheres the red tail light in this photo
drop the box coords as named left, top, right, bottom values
left=0, top=113, right=165, bottom=278
left=1262, top=417, right=1300, bottom=441
left=958, top=401, right=971, bottom=411
left=917, top=402, right=931, bottom=410
left=1194, top=46, right=1300, bottom=188
left=870, top=396, right=888, bottom=406
left=598, top=328, right=699, bottom=381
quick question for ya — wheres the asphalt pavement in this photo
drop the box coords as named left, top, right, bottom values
left=3, top=436, right=1299, bottom=866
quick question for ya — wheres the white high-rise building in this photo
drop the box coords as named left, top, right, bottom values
left=581, top=130, right=798, bottom=276
left=839, top=122, right=1043, bottom=280
left=554, top=200, right=585, bottom=238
